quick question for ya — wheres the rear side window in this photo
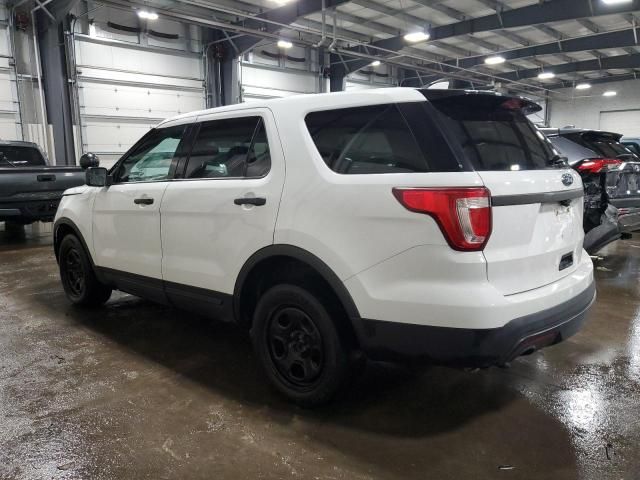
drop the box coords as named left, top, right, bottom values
left=428, top=95, right=556, bottom=171
left=184, top=116, right=270, bottom=179
left=305, top=104, right=429, bottom=174
left=0, top=145, right=46, bottom=167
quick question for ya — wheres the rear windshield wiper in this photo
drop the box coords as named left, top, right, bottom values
left=549, top=154, right=569, bottom=168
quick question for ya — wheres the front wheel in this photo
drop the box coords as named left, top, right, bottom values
left=251, top=284, right=352, bottom=407
left=59, top=235, right=112, bottom=306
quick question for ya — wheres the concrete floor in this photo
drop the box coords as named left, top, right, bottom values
left=0, top=225, right=639, bottom=480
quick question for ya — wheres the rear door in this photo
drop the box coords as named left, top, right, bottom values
left=160, top=109, right=284, bottom=312
left=426, top=93, right=584, bottom=295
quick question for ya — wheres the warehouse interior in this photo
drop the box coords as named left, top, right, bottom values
left=1, top=0, right=640, bottom=478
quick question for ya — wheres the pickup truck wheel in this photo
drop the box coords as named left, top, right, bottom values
left=251, top=284, right=352, bottom=407
left=59, top=235, right=112, bottom=306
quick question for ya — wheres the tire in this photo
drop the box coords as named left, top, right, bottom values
left=251, top=284, right=352, bottom=407
left=58, top=234, right=112, bottom=307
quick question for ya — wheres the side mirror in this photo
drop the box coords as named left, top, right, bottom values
left=79, top=153, right=100, bottom=170
left=86, top=167, right=112, bottom=187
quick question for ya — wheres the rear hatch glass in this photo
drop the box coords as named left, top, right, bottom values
left=423, top=90, right=584, bottom=295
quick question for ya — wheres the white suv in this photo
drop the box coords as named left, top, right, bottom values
left=54, top=88, right=595, bottom=405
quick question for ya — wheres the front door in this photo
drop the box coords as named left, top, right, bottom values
left=92, top=124, right=187, bottom=296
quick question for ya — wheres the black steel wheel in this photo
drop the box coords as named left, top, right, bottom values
left=63, top=247, right=85, bottom=297
left=252, top=284, right=352, bottom=407
left=59, top=234, right=112, bottom=306
left=267, top=306, right=325, bottom=387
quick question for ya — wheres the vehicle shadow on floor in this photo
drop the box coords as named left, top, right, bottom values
left=16, top=245, right=579, bottom=478
left=54, top=292, right=520, bottom=437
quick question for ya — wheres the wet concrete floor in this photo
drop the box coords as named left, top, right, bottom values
left=0, top=224, right=639, bottom=479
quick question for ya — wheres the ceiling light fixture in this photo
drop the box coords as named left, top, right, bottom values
left=404, top=31, right=430, bottom=43
left=277, top=39, right=293, bottom=49
left=137, top=10, right=159, bottom=20
left=484, top=55, right=506, bottom=65
left=538, top=71, right=555, bottom=79
left=370, top=60, right=381, bottom=67
left=575, top=83, right=591, bottom=90
left=603, top=90, right=617, bottom=97
left=601, top=0, right=632, bottom=5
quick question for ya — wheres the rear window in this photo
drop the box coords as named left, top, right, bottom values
left=427, top=94, right=556, bottom=171
left=566, top=132, right=638, bottom=160
left=304, top=104, right=429, bottom=174
left=0, top=145, right=46, bottom=167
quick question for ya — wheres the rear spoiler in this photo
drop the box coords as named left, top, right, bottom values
left=419, top=89, right=542, bottom=116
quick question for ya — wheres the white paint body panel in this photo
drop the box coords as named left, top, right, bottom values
left=478, top=169, right=584, bottom=295
left=160, top=109, right=285, bottom=294
left=57, top=88, right=594, bottom=330
left=92, top=183, right=169, bottom=278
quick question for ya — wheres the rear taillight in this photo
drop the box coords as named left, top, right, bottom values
left=392, top=187, right=492, bottom=251
left=577, top=158, right=622, bottom=173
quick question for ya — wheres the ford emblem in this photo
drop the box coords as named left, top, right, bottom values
left=561, top=173, right=574, bottom=186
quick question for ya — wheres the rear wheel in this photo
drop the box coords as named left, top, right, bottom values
left=251, top=284, right=352, bottom=407
left=59, top=235, right=112, bottom=306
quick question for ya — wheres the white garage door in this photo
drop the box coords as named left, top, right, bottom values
left=0, top=18, right=22, bottom=141
left=599, top=110, right=640, bottom=137
left=74, top=35, right=204, bottom=167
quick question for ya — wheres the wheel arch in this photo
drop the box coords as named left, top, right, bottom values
left=233, top=245, right=365, bottom=345
left=53, top=218, right=93, bottom=266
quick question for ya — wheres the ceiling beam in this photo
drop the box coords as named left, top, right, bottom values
left=496, top=52, right=640, bottom=82
left=344, top=0, right=640, bottom=73
left=421, top=27, right=640, bottom=74
left=547, top=71, right=639, bottom=89
left=230, top=0, right=352, bottom=52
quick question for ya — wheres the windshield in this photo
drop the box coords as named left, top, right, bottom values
left=426, top=94, right=557, bottom=171
left=0, top=145, right=46, bottom=167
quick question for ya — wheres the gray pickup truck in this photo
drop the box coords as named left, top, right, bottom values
left=0, top=141, right=91, bottom=225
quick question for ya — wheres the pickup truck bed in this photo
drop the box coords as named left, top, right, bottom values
left=0, top=142, right=86, bottom=224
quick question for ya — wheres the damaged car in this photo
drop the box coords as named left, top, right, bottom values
left=541, top=128, right=640, bottom=253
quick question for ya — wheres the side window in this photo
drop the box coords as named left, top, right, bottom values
left=115, top=125, right=185, bottom=183
left=184, top=116, right=270, bottom=179
left=304, top=104, right=429, bottom=174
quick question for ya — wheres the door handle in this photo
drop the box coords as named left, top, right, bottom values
left=37, top=174, right=56, bottom=182
left=134, top=197, right=154, bottom=205
left=234, top=197, right=266, bottom=206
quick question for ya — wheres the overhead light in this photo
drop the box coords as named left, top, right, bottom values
left=370, top=60, right=381, bottom=67
left=404, top=31, right=430, bottom=43
left=138, top=10, right=159, bottom=20
left=575, top=83, right=591, bottom=90
left=484, top=55, right=505, bottom=65
left=603, top=90, right=617, bottom=97
left=538, top=71, right=555, bottom=79
left=601, top=0, right=632, bottom=4
left=277, top=39, right=293, bottom=49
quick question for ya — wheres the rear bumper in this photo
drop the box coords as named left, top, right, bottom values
left=358, top=280, right=595, bottom=367
left=617, top=207, right=640, bottom=232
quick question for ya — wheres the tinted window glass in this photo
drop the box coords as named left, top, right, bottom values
left=0, top=145, right=46, bottom=167
left=116, top=126, right=184, bottom=183
left=185, top=117, right=267, bottom=179
left=547, top=136, right=597, bottom=164
left=305, top=104, right=429, bottom=174
left=429, top=95, right=556, bottom=171
left=623, top=142, right=640, bottom=156
left=246, top=120, right=271, bottom=178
